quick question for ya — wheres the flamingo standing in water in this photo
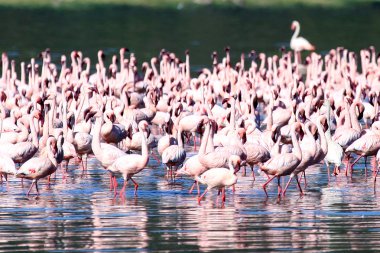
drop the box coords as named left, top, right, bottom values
left=0, top=152, right=17, bottom=187
left=290, top=20, right=315, bottom=64
left=16, top=136, right=58, bottom=196
left=197, top=155, right=241, bottom=205
left=260, top=122, right=302, bottom=197
left=107, top=121, right=150, bottom=197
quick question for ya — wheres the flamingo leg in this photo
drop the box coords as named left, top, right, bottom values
left=302, top=171, right=307, bottom=189
left=222, top=187, right=226, bottom=202
left=35, top=180, right=40, bottom=195
left=333, top=165, right=339, bottom=176
left=113, top=176, right=119, bottom=196
left=196, top=181, right=200, bottom=196
left=27, top=181, right=35, bottom=196
left=5, top=174, right=9, bottom=191
left=283, top=175, right=294, bottom=197
left=198, top=188, right=208, bottom=204
left=295, top=176, right=303, bottom=195
left=81, top=157, right=85, bottom=171
left=84, top=154, right=88, bottom=171
left=263, top=175, right=276, bottom=197
left=189, top=181, right=196, bottom=194
left=193, top=134, right=197, bottom=151
left=129, top=177, right=139, bottom=196
left=350, top=154, right=364, bottom=174
left=119, top=178, right=129, bottom=198
left=251, top=165, right=256, bottom=181
left=375, top=163, right=380, bottom=184
left=277, top=177, right=282, bottom=196
left=325, top=160, right=330, bottom=177
left=345, top=154, right=352, bottom=176
left=150, top=151, right=161, bottom=164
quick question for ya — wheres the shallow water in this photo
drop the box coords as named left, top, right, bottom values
left=1, top=149, right=380, bottom=252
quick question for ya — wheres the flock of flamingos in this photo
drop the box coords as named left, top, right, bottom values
left=0, top=20, right=379, bottom=205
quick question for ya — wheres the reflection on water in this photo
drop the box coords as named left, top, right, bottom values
left=0, top=156, right=380, bottom=251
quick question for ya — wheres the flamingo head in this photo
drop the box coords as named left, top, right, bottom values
left=319, top=116, right=329, bottom=132
left=293, top=122, right=304, bottom=140
left=291, top=20, right=299, bottom=30
left=229, top=155, right=241, bottom=174
left=356, top=102, right=365, bottom=120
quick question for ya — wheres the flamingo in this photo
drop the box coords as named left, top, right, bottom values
left=16, top=136, right=58, bottom=196
left=260, top=122, right=302, bottom=197
left=0, top=152, right=17, bottom=187
left=161, top=125, right=186, bottom=180
left=107, top=121, right=150, bottom=197
left=324, top=101, right=344, bottom=176
left=197, top=155, right=241, bottom=205
left=290, top=20, right=315, bottom=64
left=345, top=121, right=380, bottom=174
left=176, top=155, right=208, bottom=195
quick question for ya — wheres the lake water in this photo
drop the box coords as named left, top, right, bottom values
left=0, top=148, right=380, bottom=252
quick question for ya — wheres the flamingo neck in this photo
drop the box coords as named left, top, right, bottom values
left=291, top=23, right=300, bottom=42
left=316, top=120, right=328, bottom=155
left=29, top=116, right=38, bottom=148
left=92, top=116, right=103, bottom=161
left=350, top=103, right=362, bottom=131
left=139, top=129, right=149, bottom=168
left=47, top=138, right=58, bottom=167
left=291, top=127, right=302, bottom=161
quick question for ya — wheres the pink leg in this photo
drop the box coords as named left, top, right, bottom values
left=4, top=174, right=9, bottom=191
left=277, top=177, right=282, bottom=196
left=326, top=161, right=330, bottom=179
left=150, top=151, right=161, bottom=164
left=350, top=154, right=364, bottom=174
left=251, top=166, right=256, bottom=181
left=263, top=175, right=276, bottom=197
left=333, top=165, right=339, bottom=176
left=193, top=134, right=197, bottom=151
left=27, top=181, right=35, bottom=196
left=375, top=163, right=379, bottom=184
left=303, top=171, right=307, bottom=189
left=119, top=179, right=128, bottom=198
left=345, top=154, right=352, bottom=176
left=198, top=188, right=208, bottom=204
left=35, top=181, right=40, bottom=195
left=113, top=176, right=118, bottom=197
left=221, top=187, right=226, bottom=202
left=283, top=175, right=294, bottom=197
left=130, top=177, right=139, bottom=196
left=196, top=181, right=200, bottom=196
left=81, top=157, right=85, bottom=172
left=188, top=181, right=196, bottom=194
left=295, top=176, right=303, bottom=195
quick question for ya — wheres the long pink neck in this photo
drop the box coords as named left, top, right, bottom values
left=291, top=127, right=302, bottom=161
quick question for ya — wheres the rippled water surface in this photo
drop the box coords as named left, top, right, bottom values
left=1, top=148, right=380, bottom=252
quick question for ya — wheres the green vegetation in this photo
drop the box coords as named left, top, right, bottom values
left=0, top=0, right=376, bottom=9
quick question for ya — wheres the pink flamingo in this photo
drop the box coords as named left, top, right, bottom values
left=197, top=155, right=241, bottom=205
left=107, top=121, right=149, bottom=197
left=16, top=136, right=58, bottom=196
left=261, top=122, right=302, bottom=197
left=290, top=20, right=315, bottom=64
